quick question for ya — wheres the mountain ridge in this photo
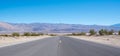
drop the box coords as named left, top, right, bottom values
left=111, top=23, right=120, bottom=27
left=0, top=22, right=120, bottom=33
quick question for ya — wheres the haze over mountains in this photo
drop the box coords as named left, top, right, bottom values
left=111, top=24, right=120, bottom=27
left=0, top=22, right=120, bottom=33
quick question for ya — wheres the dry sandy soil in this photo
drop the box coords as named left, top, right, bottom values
left=70, top=35, right=120, bottom=48
left=0, top=36, right=51, bottom=47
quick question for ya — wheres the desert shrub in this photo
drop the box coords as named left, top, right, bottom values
left=23, top=32, right=31, bottom=36
left=99, top=29, right=108, bottom=35
left=12, top=32, right=20, bottom=37
left=38, top=33, right=44, bottom=36
left=104, top=29, right=109, bottom=35
left=71, top=33, right=76, bottom=36
left=71, top=33, right=80, bottom=36
left=89, top=29, right=96, bottom=36
left=99, top=29, right=113, bottom=35
left=80, top=32, right=86, bottom=35
left=49, top=34, right=56, bottom=36
left=31, top=33, right=40, bottom=36
left=99, top=29, right=105, bottom=35
left=65, top=34, right=72, bottom=36
left=108, top=29, right=114, bottom=35
left=118, top=31, right=120, bottom=35
left=0, top=34, right=9, bottom=37
left=71, top=32, right=86, bottom=36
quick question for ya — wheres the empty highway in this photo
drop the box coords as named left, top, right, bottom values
left=0, top=36, right=120, bottom=56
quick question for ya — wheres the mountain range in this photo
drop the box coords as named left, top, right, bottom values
left=111, top=24, right=120, bottom=27
left=0, top=22, right=120, bottom=33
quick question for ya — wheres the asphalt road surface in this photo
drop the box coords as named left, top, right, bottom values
left=0, top=36, right=120, bottom=56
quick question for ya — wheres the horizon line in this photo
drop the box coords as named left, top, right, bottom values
left=0, top=21, right=117, bottom=26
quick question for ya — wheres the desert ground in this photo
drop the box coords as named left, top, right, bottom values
left=70, top=35, right=120, bottom=48
left=0, top=36, right=50, bottom=47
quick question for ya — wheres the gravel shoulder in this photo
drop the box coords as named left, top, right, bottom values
left=69, top=35, right=120, bottom=48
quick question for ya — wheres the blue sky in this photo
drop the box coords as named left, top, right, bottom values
left=0, top=0, right=120, bottom=25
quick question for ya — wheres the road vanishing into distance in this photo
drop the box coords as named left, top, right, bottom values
left=0, top=36, right=120, bottom=56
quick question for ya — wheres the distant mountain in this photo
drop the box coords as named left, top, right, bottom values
left=0, top=22, right=16, bottom=31
left=0, top=22, right=120, bottom=33
left=111, top=24, right=120, bottom=27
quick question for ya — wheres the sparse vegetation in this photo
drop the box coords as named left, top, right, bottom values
left=49, top=34, right=57, bottom=36
left=79, top=32, right=86, bottom=35
left=0, top=34, right=10, bottom=37
left=31, top=33, right=40, bottom=36
left=71, top=33, right=78, bottom=36
left=23, top=32, right=31, bottom=36
left=89, top=29, right=96, bottom=36
left=99, top=29, right=114, bottom=35
left=12, top=32, right=20, bottom=37
left=23, top=32, right=44, bottom=36
left=100, top=29, right=108, bottom=35
left=66, top=32, right=86, bottom=36
left=0, top=29, right=117, bottom=37
left=38, top=33, right=44, bottom=36
left=99, top=29, right=106, bottom=35
left=0, top=32, right=47, bottom=37
left=108, top=29, right=114, bottom=35
left=103, top=29, right=109, bottom=35
left=118, top=31, right=120, bottom=35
